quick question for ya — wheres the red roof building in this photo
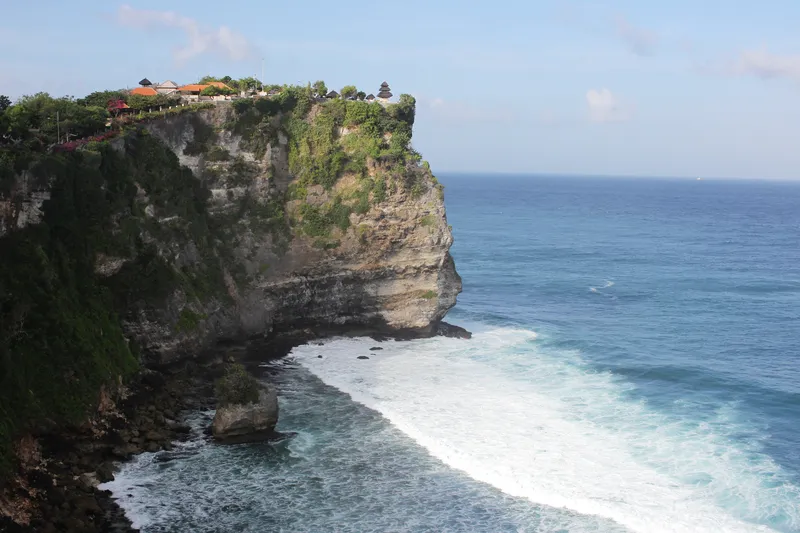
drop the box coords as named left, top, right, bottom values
left=130, top=87, right=158, bottom=96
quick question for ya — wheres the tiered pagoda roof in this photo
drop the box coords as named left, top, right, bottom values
left=377, top=81, right=392, bottom=99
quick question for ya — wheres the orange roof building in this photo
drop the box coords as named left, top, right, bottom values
left=177, top=84, right=208, bottom=93
left=177, top=82, right=234, bottom=94
left=130, top=87, right=158, bottom=96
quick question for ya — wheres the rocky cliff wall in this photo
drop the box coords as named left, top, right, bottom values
left=129, top=102, right=461, bottom=364
left=0, top=94, right=461, bottom=468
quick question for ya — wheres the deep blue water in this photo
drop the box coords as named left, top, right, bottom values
left=105, top=175, right=800, bottom=533
left=445, top=174, right=800, bottom=477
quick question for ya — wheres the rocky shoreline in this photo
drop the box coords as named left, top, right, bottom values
left=0, top=360, right=215, bottom=533
left=0, top=323, right=470, bottom=532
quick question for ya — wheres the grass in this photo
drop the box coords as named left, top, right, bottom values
left=420, top=215, right=436, bottom=227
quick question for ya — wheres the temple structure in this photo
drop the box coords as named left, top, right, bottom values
left=377, top=82, right=392, bottom=102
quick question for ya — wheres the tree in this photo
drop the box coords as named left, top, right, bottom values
left=1, top=93, right=110, bottom=144
left=341, top=85, right=357, bottom=99
left=126, top=93, right=178, bottom=111
left=237, top=77, right=261, bottom=92
left=61, top=105, right=106, bottom=138
left=356, top=91, right=366, bottom=101
left=200, top=85, right=235, bottom=97
left=0, top=96, right=10, bottom=140
left=392, top=94, right=417, bottom=128
left=312, top=80, right=327, bottom=97
left=77, top=90, right=126, bottom=108
left=198, top=75, right=221, bottom=84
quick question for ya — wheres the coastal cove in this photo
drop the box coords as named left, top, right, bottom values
left=1, top=82, right=799, bottom=533
left=101, top=175, right=800, bottom=533
left=5, top=2, right=800, bottom=531
left=0, top=84, right=463, bottom=531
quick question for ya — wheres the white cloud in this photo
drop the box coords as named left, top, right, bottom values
left=615, top=16, right=658, bottom=56
left=734, top=48, right=800, bottom=81
left=116, top=5, right=254, bottom=64
left=586, top=89, right=630, bottom=123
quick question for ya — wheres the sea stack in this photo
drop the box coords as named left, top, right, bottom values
left=211, top=364, right=279, bottom=444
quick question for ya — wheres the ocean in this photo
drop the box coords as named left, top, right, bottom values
left=102, top=175, right=800, bottom=533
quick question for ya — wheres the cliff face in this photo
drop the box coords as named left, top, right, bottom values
left=0, top=95, right=460, bottom=374
left=127, top=104, right=461, bottom=364
left=0, top=94, right=461, bottom=470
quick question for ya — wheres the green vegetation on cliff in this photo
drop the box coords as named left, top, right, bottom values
left=0, top=128, right=223, bottom=474
left=224, top=84, right=427, bottom=242
left=0, top=80, right=442, bottom=476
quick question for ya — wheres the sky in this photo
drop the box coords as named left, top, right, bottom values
left=2, top=1, right=800, bottom=179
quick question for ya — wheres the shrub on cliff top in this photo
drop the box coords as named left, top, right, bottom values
left=215, top=364, right=260, bottom=407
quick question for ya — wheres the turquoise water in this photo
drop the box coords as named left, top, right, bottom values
left=104, top=175, right=800, bottom=532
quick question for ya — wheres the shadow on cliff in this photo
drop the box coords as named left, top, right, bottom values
left=207, top=272, right=470, bottom=368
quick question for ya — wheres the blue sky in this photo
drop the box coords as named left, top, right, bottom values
left=3, top=1, right=800, bottom=179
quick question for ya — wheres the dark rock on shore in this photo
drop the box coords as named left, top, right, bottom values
left=436, top=321, right=472, bottom=339
left=96, top=463, right=115, bottom=483
left=2, top=322, right=469, bottom=532
left=0, top=361, right=220, bottom=533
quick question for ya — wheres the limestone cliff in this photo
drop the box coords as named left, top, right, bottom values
left=124, top=102, right=461, bottom=365
left=0, top=92, right=461, bottom=466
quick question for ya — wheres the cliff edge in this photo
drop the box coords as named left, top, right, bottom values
left=131, top=99, right=462, bottom=364
left=0, top=89, right=461, bottom=472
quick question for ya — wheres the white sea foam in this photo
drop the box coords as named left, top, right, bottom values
left=292, top=325, right=799, bottom=533
left=590, top=280, right=615, bottom=293
left=99, top=410, right=215, bottom=530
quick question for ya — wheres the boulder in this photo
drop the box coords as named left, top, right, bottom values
left=70, top=495, right=102, bottom=515
left=96, top=462, right=115, bottom=483
left=211, top=387, right=279, bottom=444
left=436, top=321, right=472, bottom=339
left=167, top=420, right=192, bottom=434
left=77, top=473, right=97, bottom=492
left=111, top=444, right=139, bottom=458
left=144, top=430, right=164, bottom=442
left=48, top=487, right=67, bottom=506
